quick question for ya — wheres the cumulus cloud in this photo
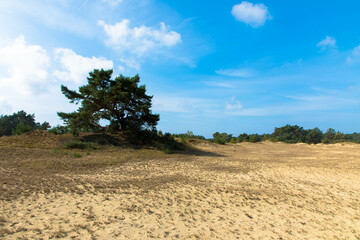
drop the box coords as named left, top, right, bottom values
left=98, top=19, right=182, bottom=55
left=317, top=36, right=337, bottom=51
left=0, top=35, right=50, bottom=95
left=231, top=1, right=271, bottom=28
left=216, top=68, right=254, bottom=77
left=53, top=48, right=114, bottom=84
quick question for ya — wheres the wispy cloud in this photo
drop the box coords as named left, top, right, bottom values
left=231, top=1, right=271, bottom=28
left=153, top=95, right=219, bottom=113
left=216, top=68, right=254, bottom=77
left=317, top=36, right=337, bottom=51
left=346, top=45, right=360, bottom=64
left=225, top=94, right=359, bottom=116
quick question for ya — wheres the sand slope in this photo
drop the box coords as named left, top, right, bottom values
left=1, top=142, right=360, bottom=239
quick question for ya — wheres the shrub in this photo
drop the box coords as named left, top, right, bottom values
left=13, top=122, right=34, bottom=135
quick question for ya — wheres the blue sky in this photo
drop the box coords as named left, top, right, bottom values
left=1, top=0, right=360, bottom=137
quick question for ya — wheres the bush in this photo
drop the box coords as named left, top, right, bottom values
left=13, top=122, right=34, bottom=135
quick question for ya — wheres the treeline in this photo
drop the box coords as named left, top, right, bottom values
left=0, top=111, right=50, bottom=136
left=211, top=125, right=356, bottom=144
left=1, top=111, right=360, bottom=145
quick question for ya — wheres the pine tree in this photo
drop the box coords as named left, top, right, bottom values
left=58, top=69, right=159, bottom=136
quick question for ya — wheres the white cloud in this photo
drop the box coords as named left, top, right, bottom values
left=101, top=0, right=123, bottom=7
left=317, top=36, right=337, bottom=51
left=53, top=48, right=114, bottom=84
left=231, top=1, right=271, bottom=28
left=98, top=19, right=182, bottom=55
left=0, top=35, right=50, bottom=95
left=216, top=68, right=254, bottom=77
left=226, top=97, right=243, bottom=110
left=346, top=45, right=360, bottom=64
left=153, top=95, right=219, bottom=113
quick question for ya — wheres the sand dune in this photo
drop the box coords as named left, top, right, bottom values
left=1, top=141, right=359, bottom=239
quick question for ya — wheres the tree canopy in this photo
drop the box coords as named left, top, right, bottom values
left=58, top=69, right=160, bottom=135
left=0, top=110, right=50, bottom=136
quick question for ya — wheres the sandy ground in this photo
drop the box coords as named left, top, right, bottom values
left=1, top=141, right=360, bottom=239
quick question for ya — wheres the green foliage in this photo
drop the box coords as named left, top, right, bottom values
left=305, top=127, right=323, bottom=144
left=13, top=122, right=34, bottom=135
left=237, top=133, right=249, bottom=142
left=58, top=69, right=159, bottom=137
left=346, top=133, right=360, bottom=143
left=212, top=132, right=231, bottom=144
left=229, top=137, right=237, bottom=143
left=48, top=125, right=69, bottom=135
left=322, top=128, right=348, bottom=143
left=0, top=110, right=51, bottom=136
left=249, top=134, right=261, bottom=143
left=272, top=124, right=307, bottom=143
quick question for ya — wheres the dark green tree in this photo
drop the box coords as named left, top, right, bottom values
left=305, top=127, right=323, bottom=144
left=58, top=69, right=160, bottom=136
left=0, top=110, right=50, bottom=136
left=272, top=124, right=306, bottom=143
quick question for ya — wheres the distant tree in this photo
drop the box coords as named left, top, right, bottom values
left=212, top=132, right=232, bottom=144
left=305, top=127, right=323, bottom=144
left=58, top=69, right=160, bottom=136
left=0, top=110, right=50, bottom=136
left=272, top=124, right=306, bottom=143
left=237, top=133, right=249, bottom=142
left=249, top=134, right=261, bottom=143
